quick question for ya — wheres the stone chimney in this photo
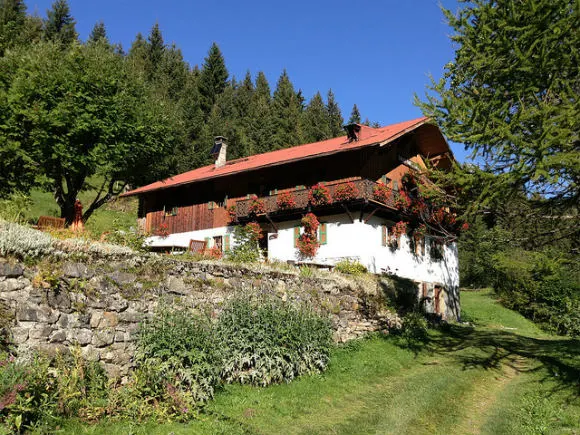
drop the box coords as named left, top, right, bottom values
left=211, top=136, right=227, bottom=168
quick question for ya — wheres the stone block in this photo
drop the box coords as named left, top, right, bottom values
left=108, top=296, right=128, bottom=312
left=68, top=328, right=93, bottom=346
left=90, top=312, right=103, bottom=328
left=47, top=289, right=71, bottom=311
left=118, top=309, right=142, bottom=323
left=62, top=262, right=93, bottom=279
left=10, top=326, right=29, bottom=343
left=17, top=306, right=38, bottom=322
left=81, top=345, right=100, bottom=361
left=165, top=276, right=187, bottom=295
left=49, top=330, right=67, bottom=343
left=101, top=312, right=119, bottom=328
left=0, top=263, right=24, bottom=278
left=92, top=330, right=115, bottom=347
left=29, top=325, right=53, bottom=340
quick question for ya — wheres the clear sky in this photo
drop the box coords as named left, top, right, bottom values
left=27, top=0, right=468, bottom=160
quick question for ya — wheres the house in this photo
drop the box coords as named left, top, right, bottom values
left=121, top=117, right=461, bottom=319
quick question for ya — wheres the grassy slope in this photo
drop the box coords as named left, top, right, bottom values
left=26, top=188, right=137, bottom=236
left=61, top=289, right=580, bottom=435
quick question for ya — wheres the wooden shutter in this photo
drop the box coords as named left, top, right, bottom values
left=319, top=223, right=327, bottom=245
left=204, top=237, right=211, bottom=248
left=224, top=234, right=231, bottom=251
left=294, top=226, right=300, bottom=247
left=381, top=225, right=387, bottom=246
left=380, top=175, right=387, bottom=184
left=269, top=188, right=278, bottom=195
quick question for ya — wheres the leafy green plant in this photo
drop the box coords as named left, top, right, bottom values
left=334, top=260, right=367, bottom=275
left=134, top=305, right=220, bottom=415
left=0, top=192, right=31, bottom=223
left=216, top=295, right=332, bottom=386
left=226, top=224, right=261, bottom=263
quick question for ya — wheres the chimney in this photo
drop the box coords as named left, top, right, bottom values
left=343, top=124, right=361, bottom=142
left=211, top=136, right=228, bottom=168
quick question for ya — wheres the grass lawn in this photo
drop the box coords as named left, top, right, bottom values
left=59, top=289, right=580, bottom=435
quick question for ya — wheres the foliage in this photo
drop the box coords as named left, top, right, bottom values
left=390, top=221, right=408, bottom=243
left=276, top=191, right=297, bottom=210
left=493, top=249, right=580, bottom=337
left=348, top=104, right=361, bottom=124
left=397, top=311, right=429, bottom=347
left=0, top=192, right=31, bottom=223
left=308, top=183, right=331, bottom=207
left=216, top=295, right=332, bottom=386
left=334, top=260, right=367, bottom=275
left=0, top=40, right=182, bottom=223
left=416, top=0, right=579, bottom=207
left=0, top=220, right=134, bottom=259
left=297, top=213, right=319, bottom=258
left=332, top=182, right=359, bottom=202
left=0, top=348, right=107, bottom=433
left=226, top=224, right=260, bottom=263
left=134, top=306, right=221, bottom=416
left=102, top=229, right=147, bottom=253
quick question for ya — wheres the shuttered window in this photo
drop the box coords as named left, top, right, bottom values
left=293, top=226, right=300, bottom=247
left=269, top=189, right=278, bottom=195
left=318, top=223, right=327, bottom=245
left=224, top=234, right=231, bottom=251
left=381, top=225, right=387, bottom=246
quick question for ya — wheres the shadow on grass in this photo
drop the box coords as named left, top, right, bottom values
left=413, top=324, right=580, bottom=399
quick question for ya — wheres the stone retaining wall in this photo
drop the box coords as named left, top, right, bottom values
left=0, top=257, right=401, bottom=378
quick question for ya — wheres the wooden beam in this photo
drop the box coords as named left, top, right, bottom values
left=359, top=201, right=367, bottom=222
left=342, top=204, right=355, bottom=223
left=364, top=207, right=379, bottom=223
left=265, top=213, right=278, bottom=232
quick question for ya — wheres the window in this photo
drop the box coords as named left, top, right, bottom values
left=213, top=235, right=223, bottom=251
left=269, top=189, right=278, bottom=196
left=413, top=235, right=425, bottom=256
left=164, top=206, right=178, bottom=217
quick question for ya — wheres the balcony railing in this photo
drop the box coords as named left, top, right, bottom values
left=235, top=178, right=397, bottom=220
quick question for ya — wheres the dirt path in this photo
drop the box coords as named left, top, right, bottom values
left=451, top=356, right=529, bottom=435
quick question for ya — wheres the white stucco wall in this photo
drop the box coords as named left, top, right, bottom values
left=145, top=226, right=234, bottom=249
left=267, top=214, right=459, bottom=290
left=143, top=214, right=459, bottom=292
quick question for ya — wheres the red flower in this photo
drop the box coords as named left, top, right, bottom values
left=248, top=195, right=266, bottom=215
left=276, top=191, right=297, bottom=210
left=154, top=222, right=170, bottom=238
left=373, top=183, right=392, bottom=203
left=333, top=182, right=359, bottom=202
left=308, top=183, right=331, bottom=207
left=297, top=213, right=320, bottom=258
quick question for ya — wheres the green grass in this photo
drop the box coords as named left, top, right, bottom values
left=25, top=187, right=137, bottom=236
left=59, top=289, right=580, bottom=435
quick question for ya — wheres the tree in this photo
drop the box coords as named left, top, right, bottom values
left=348, top=104, right=361, bottom=124
left=303, top=91, right=331, bottom=143
left=146, top=22, right=164, bottom=81
left=0, top=0, right=26, bottom=55
left=43, top=0, right=77, bottom=45
left=0, top=41, right=181, bottom=223
left=326, top=89, right=344, bottom=137
left=271, top=70, right=303, bottom=149
left=416, top=0, right=579, bottom=207
left=88, top=20, right=107, bottom=44
left=198, top=42, right=229, bottom=115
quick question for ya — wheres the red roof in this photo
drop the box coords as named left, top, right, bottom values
left=122, top=117, right=429, bottom=197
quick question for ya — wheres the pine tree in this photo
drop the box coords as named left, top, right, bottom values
left=88, top=20, right=107, bottom=44
left=248, top=71, right=274, bottom=154
left=157, top=44, right=188, bottom=100
left=43, top=0, right=77, bottom=45
left=303, top=91, right=331, bottom=143
left=146, top=22, right=165, bottom=81
left=0, top=0, right=26, bottom=55
left=254, top=71, right=271, bottom=102
left=326, top=89, right=344, bottom=137
left=348, top=104, right=361, bottom=124
left=198, top=42, right=229, bottom=116
left=127, top=32, right=148, bottom=76
left=271, top=70, right=303, bottom=149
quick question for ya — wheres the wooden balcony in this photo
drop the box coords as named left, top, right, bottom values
left=235, top=178, right=397, bottom=221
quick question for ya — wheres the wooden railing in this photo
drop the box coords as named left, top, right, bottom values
left=235, top=178, right=397, bottom=220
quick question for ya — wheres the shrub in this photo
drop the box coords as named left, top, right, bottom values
left=334, top=259, right=367, bottom=275
left=226, top=224, right=261, bottom=263
left=0, top=348, right=108, bottom=433
left=216, top=296, right=332, bottom=386
left=0, top=220, right=134, bottom=259
left=297, top=213, right=320, bottom=258
left=398, top=312, right=429, bottom=347
left=248, top=195, right=266, bottom=215
left=0, top=193, right=31, bottom=224
left=493, top=249, right=580, bottom=337
left=134, top=306, right=221, bottom=412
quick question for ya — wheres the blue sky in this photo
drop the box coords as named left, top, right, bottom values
left=27, top=0, right=468, bottom=160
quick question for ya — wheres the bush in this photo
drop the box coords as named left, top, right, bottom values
left=0, top=220, right=134, bottom=259
left=0, top=348, right=107, bottom=433
left=334, top=260, right=367, bottom=275
left=216, top=296, right=332, bottom=386
left=226, top=224, right=261, bottom=263
left=493, top=249, right=580, bottom=337
left=133, top=306, right=220, bottom=417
